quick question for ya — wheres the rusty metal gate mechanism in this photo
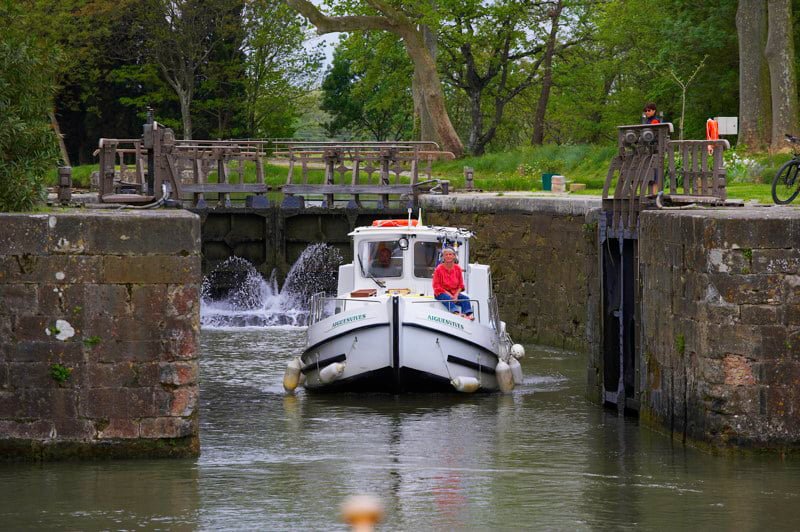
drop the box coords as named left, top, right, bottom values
left=96, top=120, right=455, bottom=209
left=599, top=123, right=734, bottom=412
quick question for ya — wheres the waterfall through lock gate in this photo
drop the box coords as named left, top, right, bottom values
left=200, top=244, right=343, bottom=328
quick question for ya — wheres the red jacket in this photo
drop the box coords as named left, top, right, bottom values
left=433, top=263, right=464, bottom=296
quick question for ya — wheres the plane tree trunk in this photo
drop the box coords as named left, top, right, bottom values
left=286, top=0, right=464, bottom=157
left=765, top=0, right=798, bottom=150
left=736, top=0, right=771, bottom=151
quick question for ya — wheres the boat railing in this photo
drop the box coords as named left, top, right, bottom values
left=309, top=293, right=382, bottom=325
left=488, top=296, right=499, bottom=329
left=411, top=299, right=481, bottom=322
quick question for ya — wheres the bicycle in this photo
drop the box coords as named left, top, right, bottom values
left=771, top=134, right=800, bottom=204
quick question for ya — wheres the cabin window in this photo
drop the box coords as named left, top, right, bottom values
left=413, top=242, right=441, bottom=278
left=360, top=241, right=403, bottom=278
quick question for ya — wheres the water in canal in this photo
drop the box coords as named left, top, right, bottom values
left=2, top=326, right=800, bottom=530
left=3, top=252, right=800, bottom=530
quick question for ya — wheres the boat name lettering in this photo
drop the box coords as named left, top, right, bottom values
left=427, top=314, right=465, bottom=330
left=332, top=314, right=367, bottom=328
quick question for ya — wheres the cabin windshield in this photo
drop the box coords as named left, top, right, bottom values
left=360, top=240, right=403, bottom=278
left=413, top=241, right=441, bottom=278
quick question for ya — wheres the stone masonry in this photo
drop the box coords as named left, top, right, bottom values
left=422, top=194, right=602, bottom=355
left=639, top=207, right=800, bottom=450
left=0, top=210, right=201, bottom=460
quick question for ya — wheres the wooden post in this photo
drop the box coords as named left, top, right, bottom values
left=324, top=149, right=336, bottom=207
left=193, top=148, right=205, bottom=208
left=352, top=150, right=362, bottom=208
left=57, top=166, right=72, bottom=205
left=135, top=142, right=145, bottom=188
left=379, top=149, right=391, bottom=208
left=668, top=143, right=677, bottom=194
left=100, top=141, right=117, bottom=199
left=216, top=148, right=231, bottom=207
left=713, top=143, right=726, bottom=200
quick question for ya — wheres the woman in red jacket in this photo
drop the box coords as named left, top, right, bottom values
left=432, top=247, right=474, bottom=320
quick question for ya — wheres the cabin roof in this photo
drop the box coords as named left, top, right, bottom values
left=348, top=224, right=473, bottom=239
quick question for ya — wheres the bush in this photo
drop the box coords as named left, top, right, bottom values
left=0, top=1, right=60, bottom=212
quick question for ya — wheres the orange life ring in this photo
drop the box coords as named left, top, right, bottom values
left=706, top=119, right=719, bottom=141
left=371, top=219, right=419, bottom=227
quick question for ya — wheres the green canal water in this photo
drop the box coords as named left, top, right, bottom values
left=2, top=328, right=799, bottom=530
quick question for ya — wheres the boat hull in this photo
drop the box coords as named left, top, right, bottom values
left=301, top=295, right=501, bottom=393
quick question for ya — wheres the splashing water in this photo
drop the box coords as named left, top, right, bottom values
left=200, top=244, right=343, bottom=329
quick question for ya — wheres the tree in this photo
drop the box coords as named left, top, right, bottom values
left=286, top=0, right=465, bottom=157
left=765, top=0, right=798, bottom=150
left=439, top=0, right=557, bottom=154
left=242, top=0, right=323, bottom=138
left=321, top=35, right=414, bottom=140
left=661, top=56, right=708, bottom=141
left=737, top=0, right=771, bottom=150
left=0, top=0, right=60, bottom=211
left=136, top=0, right=243, bottom=139
left=531, top=0, right=565, bottom=145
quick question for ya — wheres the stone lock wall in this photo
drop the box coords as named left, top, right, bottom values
left=639, top=208, right=800, bottom=450
left=422, top=195, right=601, bottom=353
left=0, top=211, right=201, bottom=460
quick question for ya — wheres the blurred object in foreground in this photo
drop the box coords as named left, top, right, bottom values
left=341, top=494, right=384, bottom=531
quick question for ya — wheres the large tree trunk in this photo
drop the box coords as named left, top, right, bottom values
left=402, top=31, right=463, bottom=157
left=177, top=87, right=193, bottom=140
left=765, top=0, right=798, bottom=151
left=467, top=89, right=483, bottom=154
left=737, top=0, right=771, bottom=151
left=531, top=1, right=563, bottom=145
left=286, top=0, right=464, bottom=157
left=413, top=23, right=439, bottom=144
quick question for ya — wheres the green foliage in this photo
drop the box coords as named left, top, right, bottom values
left=46, top=164, right=97, bottom=189
left=321, top=33, right=413, bottom=140
left=725, top=149, right=767, bottom=184
left=83, top=335, right=102, bottom=347
left=49, top=363, right=72, bottom=383
left=242, top=0, right=322, bottom=138
left=0, top=0, right=60, bottom=212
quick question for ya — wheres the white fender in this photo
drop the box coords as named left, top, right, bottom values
left=283, top=357, right=302, bottom=393
left=509, top=356, right=523, bottom=385
left=511, top=344, right=525, bottom=359
left=496, top=360, right=515, bottom=393
left=319, top=362, right=346, bottom=384
left=451, top=376, right=480, bottom=393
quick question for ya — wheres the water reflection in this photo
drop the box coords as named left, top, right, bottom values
left=1, top=329, right=799, bottom=530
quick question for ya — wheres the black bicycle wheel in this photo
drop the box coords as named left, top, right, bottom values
left=771, top=159, right=800, bottom=204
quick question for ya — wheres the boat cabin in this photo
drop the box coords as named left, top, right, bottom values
left=336, top=221, right=495, bottom=317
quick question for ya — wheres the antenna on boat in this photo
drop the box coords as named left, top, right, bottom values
left=417, top=208, right=422, bottom=227
left=407, top=207, right=412, bottom=230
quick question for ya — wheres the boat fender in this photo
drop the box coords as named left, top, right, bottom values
left=298, top=370, right=306, bottom=387
left=509, top=357, right=523, bottom=385
left=283, top=357, right=303, bottom=393
left=319, top=362, right=346, bottom=384
left=511, top=343, right=525, bottom=359
left=451, top=376, right=480, bottom=393
left=496, top=360, right=515, bottom=393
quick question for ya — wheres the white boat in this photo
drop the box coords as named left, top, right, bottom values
left=283, top=216, right=525, bottom=394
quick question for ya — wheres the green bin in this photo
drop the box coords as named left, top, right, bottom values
left=542, top=173, right=556, bottom=191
